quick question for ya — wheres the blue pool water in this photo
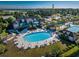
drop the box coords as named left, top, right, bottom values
left=23, top=32, right=52, bottom=42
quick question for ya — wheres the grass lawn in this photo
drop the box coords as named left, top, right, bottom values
left=0, top=40, right=67, bottom=57
left=0, top=30, right=8, bottom=39
left=60, top=46, right=79, bottom=57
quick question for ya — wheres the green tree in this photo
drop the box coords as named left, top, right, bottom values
left=51, top=44, right=61, bottom=57
left=0, top=44, right=7, bottom=54
left=34, top=14, right=42, bottom=20
left=7, top=16, right=15, bottom=24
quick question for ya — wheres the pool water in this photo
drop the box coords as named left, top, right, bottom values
left=67, top=25, right=79, bottom=33
left=23, top=32, right=52, bottom=42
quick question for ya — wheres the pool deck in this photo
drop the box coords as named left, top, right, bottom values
left=13, top=29, right=60, bottom=49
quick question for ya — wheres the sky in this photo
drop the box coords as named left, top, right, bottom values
left=0, top=1, right=79, bottom=9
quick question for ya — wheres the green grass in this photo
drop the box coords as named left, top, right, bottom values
left=0, top=44, right=7, bottom=54
left=60, top=46, right=79, bottom=57
left=0, top=32, right=76, bottom=57
left=0, top=41, right=67, bottom=57
left=0, top=30, right=8, bottom=39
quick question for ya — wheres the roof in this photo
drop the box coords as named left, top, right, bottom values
left=2, top=15, right=15, bottom=19
left=67, top=25, right=79, bottom=33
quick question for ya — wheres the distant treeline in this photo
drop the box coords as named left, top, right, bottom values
left=0, top=8, right=79, bottom=16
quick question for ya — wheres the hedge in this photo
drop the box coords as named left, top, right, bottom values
left=60, top=46, right=79, bottom=57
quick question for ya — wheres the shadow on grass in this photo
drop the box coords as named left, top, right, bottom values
left=60, top=38, right=76, bottom=46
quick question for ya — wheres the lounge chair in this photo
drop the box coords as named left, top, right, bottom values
left=23, top=45, right=28, bottom=49
left=47, top=42, right=50, bottom=45
left=16, top=45, right=22, bottom=49
left=14, top=41, right=18, bottom=44
left=13, top=39, right=18, bottom=42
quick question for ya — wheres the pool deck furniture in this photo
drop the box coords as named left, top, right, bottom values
left=13, top=29, right=59, bottom=49
left=4, top=33, right=16, bottom=43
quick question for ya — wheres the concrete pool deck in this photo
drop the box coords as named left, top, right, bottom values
left=13, top=29, right=60, bottom=49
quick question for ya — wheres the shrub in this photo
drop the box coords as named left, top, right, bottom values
left=51, top=41, right=67, bottom=57
left=59, top=34, right=68, bottom=41
left=71, top=44, right=75, bottom=47
left=0, top=44, right=7, bottom=54
left=68, top=45, right=73, bottom=49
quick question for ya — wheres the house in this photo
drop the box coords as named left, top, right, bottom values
left=61, top=25, right=79, bottom=42
left=13, top=20, right=20, bottom=29
left=26, top=18, right=33, bottom=23
left=52, top=14, right=61, bottom=20
left=44, top=16, right=52, bottom=22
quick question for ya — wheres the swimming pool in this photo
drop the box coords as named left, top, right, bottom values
left=67, top=24, right=79, bottom=33
left=23, top=32, right=52, bottom=42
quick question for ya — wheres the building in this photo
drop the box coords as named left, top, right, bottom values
left=61, top=25, right=79, bottom=42
left=52, top=4, right=54, bottom=9
left=44, top=16, right=52, bottom=22
left=52, top=14, right=61, bottom=20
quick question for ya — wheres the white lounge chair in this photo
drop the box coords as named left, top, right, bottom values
left=47, top=42, right=50, bottom=45
left=23, top=45, right=28, bottom=49
left=13, top=39, right=18, bottom=42
left=14, top=41, right=18, bottom=44
left=16, top=44, right=22, bottom=48
left=31, top=44, right=35, bottom=48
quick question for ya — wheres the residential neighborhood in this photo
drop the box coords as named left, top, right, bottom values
left=0, top=1, right=79, bottom=57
